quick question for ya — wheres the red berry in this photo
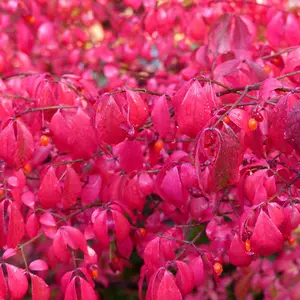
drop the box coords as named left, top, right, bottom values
left=253, top=111, right=264, bottom=122
left=40, top=135, right=50, bottom=146
left=0, top=189, right=4, bottom=197
left=213, top=262, right=223, bottom=275
left=248, top=118, right=257, bottom=131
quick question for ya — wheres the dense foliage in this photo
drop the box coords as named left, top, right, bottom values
left=0, top=0, right=300, bottom=299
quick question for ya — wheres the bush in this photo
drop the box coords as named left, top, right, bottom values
left=0, top=0, right=299, bottom=299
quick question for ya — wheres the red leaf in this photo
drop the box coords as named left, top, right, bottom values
left=62, top=226, right=88, bottom=254
left=175, top=261, right=194, bottom=296
left=176, top=81, right=214, bottom=138
left=228, top=233, right=252, bottom=267
left=126, top=90, right=148, bottom=128
left=29, top=260, right=48, bottom=271
left=266, top=12, right=284, bottom=47
left=285, top=14, right=300, bottom=46
left=6, top=264, right=28, bottom=299
left=116, top=139, right=143, bottom=173
left=7, top=202, right=25, bottom=248
left=196, top=125, right=242, bottom=193
left=157, top=166, right=186, bottom=206
left=94, top=94, right=127, bottom=144
left=50, top=111, right=72, bottom=153
left=79, top=277, right=97, bottom=300
left=151, top=95, right=173, bottom=138
left=157, top=270, right=182, bottom=300
left=112, top=210, right=131, bottom=242
left=189, top=255, right=204, bottom=286
left=64, top=278, right=78, bottom=300
left=69, top=108, right=97, bottom=159
left=0, top=266, right=8, bottom=298
left=209, top=13, right=231, bottom=53
left=93, top=210, right=109, bottom=247
left=53, top=230, right=71, bottom=263
left=250, top=210, right=284, bottom=256
left=26, top=213, right=40, bottom=239
left=0, top=122, right=16, bottom=166
left=14, top=121, right=34, bottom=168
left=30, top=274, right=50, bottom=300
left=62, top=166, right=82, bottom=209
left=232, top=15, right=252, bottom=50
left=38, top=167, right=61, bottom=208
left=285, top=100, right=300, bottom=152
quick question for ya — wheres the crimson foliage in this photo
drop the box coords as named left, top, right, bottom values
left=0, top=0, right=300, bottom=299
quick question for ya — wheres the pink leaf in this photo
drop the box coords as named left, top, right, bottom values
left=189, top=255, right=204, bottom=286
left=6, top=264, right=28, bottom=299
left=266, top=12, right=284, bottom=47
left=93, top=210, right=110, bottom=247
left=285, top=100, right=300, bottom=152
left=0, top=266, right=8, bottom=298
left=157, top=270, right=182, bottom=300
left=50, top=111, right=72, bottom=152
left=7, top=202, right=25, bottom=248
left=175, top=261, right=194, bottom=296
left=196, top=125, right=242, bottom=193
left=0, top=122, right=16, bottom=166
left=81, top=175, right=102, bottom=205
left=151, top=95, right=172, bottom=138
left=209, top=13, right=231, bottom=53
left=285, top=14, right=300, bottom=46
left=62, top=166, right=81, bottom=209
left=14, top=121, right=34, bottom=168
left=157, top=166, right=186, bottom=206
left=29, top=260, right=49, bottom=271
left=116, top=139, right=143, bottom=173
left=94, top=94, right=127, bottom=144
left=232, top=15, right=252, bottom=50
left=69, top=108, right=97, bottom=159
left=112, top=210, right=131, bottom=242
left=250, top=210, right=284, bottom=256
left=79, top=277, right=97, bottom=300
left=38, top=167, right=61, bottom=208
left=126, top=90, right=148, bottom=128
left=2, top=248, right=17, bottom=260
left=62, top=226, right=88, bottom=254
left=26, top=213, right=40, bottom=239
left=228, top=233, right=252, bottom=267
left=176, top=81, right=214, bottom=138
left=30, top=274, right=50, bottom=300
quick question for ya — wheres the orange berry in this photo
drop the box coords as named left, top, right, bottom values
left=223, top=115, right=231, bottom=124
left=0, top=189, right=4, bottom=197
left=264, top=65, right=271, bottom=74
left=91, top=269, right=99, bottom=278
left=23, top=163, right=32, bottom=175
left=288, top=236, right=296, bottom=245
left=40, top=135, right=49, bottom=146
left=154, top=139, right=164, bottom=152
left=139, top=228, right=147, bottom=237
left=244, top=239, right=251, bottom=252
left=213, top=262, right=223, bottom=275
left=24, top=15, right=35, bottom=24
left=112, top=256, right=119, bottom=264
left=248, top=118, right=257, bottom=131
